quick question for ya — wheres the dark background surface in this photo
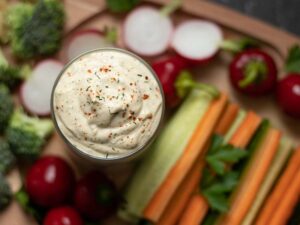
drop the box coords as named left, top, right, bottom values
left=211, top=0, right=300, bottom=36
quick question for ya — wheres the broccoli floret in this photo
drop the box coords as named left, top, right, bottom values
left=0, top=49, right=28, bottom=89
left=5, top=0, right=65, bottom=59
left=0, top=173, right=12, bottom=210
left=0, top=84, right=14, bottom=132
left=6, top=109, right=54, bottom=159
left=0, top=139, right=15, bottom=174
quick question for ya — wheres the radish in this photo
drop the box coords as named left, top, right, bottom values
left=123, top=0, right=181, bottom=56
left=171, top=20, right=223, bottom=63
left=67, top=29, right=114, bottom=61
left=20, top=60, right=64, bottom=116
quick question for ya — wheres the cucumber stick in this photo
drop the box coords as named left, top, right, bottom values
left=241, top=137, right=293, bottom=225
left=119, top=90, right=213, bottom=222
left=223, top=109, right=246, bottom=143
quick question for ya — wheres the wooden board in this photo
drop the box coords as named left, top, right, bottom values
left=1, top=0, right=300, bottom=224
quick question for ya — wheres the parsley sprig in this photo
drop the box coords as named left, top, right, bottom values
left=201, top=134, right=248, bottom=212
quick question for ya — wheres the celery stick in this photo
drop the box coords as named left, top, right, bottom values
left=241, top=137, right=293, bottom=225
left=223, top=109, right=246, bottom=143
left=119, top=89, right=213, bottom=222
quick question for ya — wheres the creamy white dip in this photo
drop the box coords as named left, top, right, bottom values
left=52, top=49, right=163, bottom=159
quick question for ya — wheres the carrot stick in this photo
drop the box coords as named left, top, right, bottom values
left=143, top=94, right=228, bottom=222
left=178, top=195, right=209, bottom=225
left=268, top=153, right=300, bottom=225
left=215, top=103, right=239, bottom=136
left=229, top=111, right=262, bottom=148
left=255, top=148, right=300, bottom=225
left=217, top=128, right=281, bottom=225
left=157, top=159, right=206, bottom=225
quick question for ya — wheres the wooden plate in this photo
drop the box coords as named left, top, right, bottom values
left=1, top=0, right=300, bottom=224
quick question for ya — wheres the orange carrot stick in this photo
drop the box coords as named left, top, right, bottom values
left=143, top=94, right=228, bottom=222
left=217, top=128, right=281, bottom=225
left=157, top=159, right=206, bottom=225
left=255, top=148, right=300, bottom=225
left=215, top=103, right=239, bottom=136
left=229, top=111, right=262, bottom=148
left=178, top=195, right=209, bottom=225
left=269, top=153, right=300, bottom=225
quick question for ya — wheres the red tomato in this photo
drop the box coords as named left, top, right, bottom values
left=44, top=206, right=83, bottom=225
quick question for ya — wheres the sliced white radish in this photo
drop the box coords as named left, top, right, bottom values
left=123, top=6, right=173, bottom=56
left=67, top=29, right=113, bottom=61
left=20, top=60, right=64, bottom=116
left=171, top=20, right=223, bottom=62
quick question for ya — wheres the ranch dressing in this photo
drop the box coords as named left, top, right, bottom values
left=52, top=49, right=163, bottom=159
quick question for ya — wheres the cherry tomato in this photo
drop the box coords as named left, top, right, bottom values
left=74, top=171, right=119, bottom=221
left=229, top=49, right=277, bottom=96
left=25, top=156, right=75, bottom=207
left=44, top=206, right=83, bottom=225
left=276, top=74, right=300, bottom=118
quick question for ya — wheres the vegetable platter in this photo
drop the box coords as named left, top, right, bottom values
left=1, top=0, right=300, bottom=225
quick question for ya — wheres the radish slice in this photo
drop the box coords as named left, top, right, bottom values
left=171, top=20, right=223, bottom=62
left=20, top=60, right=64, bottom=116
left=123, top=7, right=173, bottom=56
left=67, top=30, right=113, bottom=61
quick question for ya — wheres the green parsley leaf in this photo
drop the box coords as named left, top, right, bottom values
left=285, top=45, right=300, bottom=73
left=106, top=0, right=140, bottom=13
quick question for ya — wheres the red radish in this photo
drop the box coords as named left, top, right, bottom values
left=152, top=55, right=189, bottom=107
left=44, top=206, right=83, bottom=225
left=20, top=60, right=63, bottom=116
left=74, top=171, right=119, bottom=221
left=171, top=20, right=223, bottom=63
left=229, top=49, right=277, bottom=96
left=276, top=74, right=300, bottom=118
left=25, top=156, right=75, bottom=207
left=67, top=29, right=114, bottom=61
left=123, top=6, right=173, bottom=56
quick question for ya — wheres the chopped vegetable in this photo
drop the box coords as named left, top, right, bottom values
left=0, top=49, right=27, bottom=89
left=0, top=139, right=15, bottom=174
left=229, top=49, right=277, bottom=96
left=178, top=195, right=208, bottom=225
left=6, top=109, right=54, bottom=158
left=67, top=29, right=115, bottom=61
left=241, top=137, right=293, bottom=225
left=106, top=0, right=140, bottom=13
left=255, top=148, right=300, bottom=225
left=215, top=103, right=239, bottom=135
left=20, top=59, right=63, bottom=116
left=0, top=84, right=14, bottom=133
left=171, top=20, right=223, bottom=63
left=143, top=94, right=227, bottom=222
left=0, top=173, right=12, bottom=210
left=6, top=0, right=65, bottom=59
left=216, top=128, right=281, bottom=225
left=267, top=152, right=300, bottom=225
left=118, top=89, right=215, bottom=223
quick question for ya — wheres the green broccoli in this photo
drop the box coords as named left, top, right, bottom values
left=0, top=173, right=12, bottom=210
left=6, top=109, right=54, bottom=159
left=0, top=139, right=15, bottom=174
left=0, top=84, right=14, bottom=132
left=5, top=0, right=65, bottom=59
left=0, top=49, right=28, bottom=89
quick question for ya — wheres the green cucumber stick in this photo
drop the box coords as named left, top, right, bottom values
left=223, top=109, right=246, bottom=143
left=241, top=137, right=293, bottom=225
left=119, top=89, right=214, bottom=222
